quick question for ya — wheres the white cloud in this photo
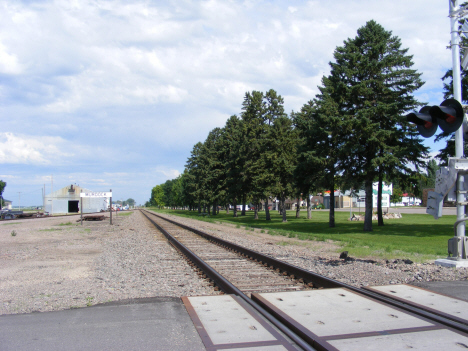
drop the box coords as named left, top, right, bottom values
left=152, top=166, right=181, bottom=179
left=0, top=42, right=23, bottom=74
left=0, top=133, right=70, bottom=165
left=0, top=174, right=19, bottom=179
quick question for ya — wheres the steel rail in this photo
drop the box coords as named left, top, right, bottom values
left=140, top=209, right=320, bottom=351
left=142, top=210, right=468, bottom=337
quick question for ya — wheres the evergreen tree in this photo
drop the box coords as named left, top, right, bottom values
left=269, top=115, right=297, bottom=222
left=185, top=142, right=204, bottom=213
left=200, top=128, right=226, bottom=215
left=293, top=93, right=343, bottom=228
left=222, top=115, right=244, bottom=217
left=238, top=89, right=287, bottom=220
left=425, top=159, right=439, bottom=189
left=0, top=180, right=6, bottom=210
left=240, top=91, right=265, bottom=216
left=326, top=20, right=427, bottom=231
left=255, top=89, right=288, bottom=220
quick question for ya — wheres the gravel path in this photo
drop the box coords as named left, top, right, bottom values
left=1, top=210, right=467, bottom=315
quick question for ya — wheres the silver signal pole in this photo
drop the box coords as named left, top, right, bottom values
left=450, top=0, right=466, bottom=239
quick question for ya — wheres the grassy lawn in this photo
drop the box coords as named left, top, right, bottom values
left=148, top=208, right=456, bottom=262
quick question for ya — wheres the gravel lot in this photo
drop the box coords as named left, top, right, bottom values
left=1, top=210, right=468, bottom=315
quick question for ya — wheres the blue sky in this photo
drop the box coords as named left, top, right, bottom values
left=0, top=0, right=455, bottom=206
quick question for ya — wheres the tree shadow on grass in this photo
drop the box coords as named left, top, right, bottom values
left=162, top=209, right=454, bottom=239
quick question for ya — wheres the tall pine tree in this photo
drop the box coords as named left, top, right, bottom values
left=326, top=20, right=427, bottom=231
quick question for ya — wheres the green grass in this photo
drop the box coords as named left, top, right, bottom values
left=116, top=211, right=133, bottom=216
left=39, top=228, right=63, bottom=232
left=148, top=208, right=456, bottom=262
left=58, top=221, right=73, bottom=226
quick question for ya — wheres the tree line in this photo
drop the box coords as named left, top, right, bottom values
left=149, top=20, right=445, bottom=232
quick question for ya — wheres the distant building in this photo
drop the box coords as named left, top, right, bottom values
left=343, top=182, right=393, bottom=209
left=323, top=190, right=351, bottom=209
left=44, top=184, right=109, bottom=214
left=1, top=199, right=12, bottom=210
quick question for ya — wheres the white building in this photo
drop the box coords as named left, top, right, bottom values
left=372, top=182, right=392, bottom=208
left=44, top=184, right=109, bottom=214
left=345, top=182, right=393, bottom=208
left=2, top=199, right=12, bottom=209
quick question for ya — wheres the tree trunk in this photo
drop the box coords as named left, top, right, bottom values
left=329, top=186, right=335, bottom=228
left=364, top=179, right=373, bottom=231
left=241, top=194, right=246, bottom=216
left=198, top=202, right=201, bottom=214
left=296, top=196, right=300, bottom=218
left=377, top=171, right=384, bottom=226
left=212, top=201, right=217, bottom=216
left=226, top=204, right=229, bottom=214
left=281, top=195, right=287, bottom=222
left=307, top=195, right=311, bottom=219
left=265, top=198, right=271, bottom=221
left=233, top=198, right=238, bottom=217
left=254, top=197, right=259, bottom=219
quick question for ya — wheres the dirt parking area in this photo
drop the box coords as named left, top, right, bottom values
left=1, top=214, right=118, bottom=314
left=0, top=212, right=214, bottom=315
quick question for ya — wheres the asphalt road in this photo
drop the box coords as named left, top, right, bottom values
left=0, top=297, right=205, bottom=351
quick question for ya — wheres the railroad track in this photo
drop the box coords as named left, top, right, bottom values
left=140, top=209, right=468, bottom=351
left=143, top=211, right=309, bottom=296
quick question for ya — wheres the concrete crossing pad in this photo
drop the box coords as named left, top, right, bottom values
left=328, top=329, right=468, bottom=351
left=183, top=295, right=297, bottom=351
left=364, top=283, right=468, bottom=325
left=254, top=288, right=433, bottom=337
left=252, top=288, right=468, bottom=350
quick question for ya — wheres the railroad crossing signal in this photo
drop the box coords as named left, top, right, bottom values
left=406, top=99, right=464, bottom=138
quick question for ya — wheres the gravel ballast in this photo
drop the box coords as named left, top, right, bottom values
left=1, top=210, right=467, bottom=315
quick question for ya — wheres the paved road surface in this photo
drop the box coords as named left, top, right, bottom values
left=0, top=297, right=205, bottom=351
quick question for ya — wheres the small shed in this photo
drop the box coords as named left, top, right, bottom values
left=44, top=185, right=108, bottom=214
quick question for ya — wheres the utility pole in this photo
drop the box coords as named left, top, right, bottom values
left=450, top=0, right=466, bottom=237
left=432, top=0, right=468, bottom=267
left=18, top=192, right=21, bottom=210
left=51, top=175, right=53, bottom=215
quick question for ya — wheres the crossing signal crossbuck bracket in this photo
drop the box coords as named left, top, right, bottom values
left=406, top=99, right=464, bottom=138
left=427, top=158, right=468, bottom=219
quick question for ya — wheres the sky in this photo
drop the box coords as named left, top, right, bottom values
left=0, top=0, right=458, bottom=207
